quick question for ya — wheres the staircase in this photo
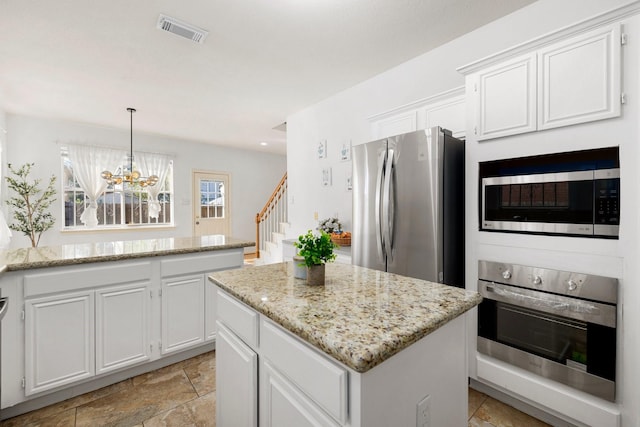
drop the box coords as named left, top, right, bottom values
left=255, top=173, right=288, bottom=265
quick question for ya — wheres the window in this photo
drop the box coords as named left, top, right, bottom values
left=62, top=151, right=174, bottom=229
left=200, top=179, right=225, bottom=219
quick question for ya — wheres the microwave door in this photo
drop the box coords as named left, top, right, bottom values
left=482, top=171, right=596, bottom=236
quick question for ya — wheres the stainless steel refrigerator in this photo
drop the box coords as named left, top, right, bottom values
left=352, top=127, right=465, bottom=287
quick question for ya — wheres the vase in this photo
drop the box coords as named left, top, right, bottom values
left=293, top=255, right=307, bottom=279
left=306, top=264, right=325, bottom=286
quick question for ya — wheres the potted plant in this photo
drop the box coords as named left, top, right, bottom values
left=294, top=230, right=337, bottom=285
left=5, top=163, right=57, bottom=248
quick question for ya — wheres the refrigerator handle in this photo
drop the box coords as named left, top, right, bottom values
left=382, top=148, right=394, bottom=261
left=375, top=149, right=387, bottom=260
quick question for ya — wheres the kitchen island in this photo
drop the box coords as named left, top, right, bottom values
left=0, top=235, right=253, bottom=419
left=209, top=262, right=482, bottom=426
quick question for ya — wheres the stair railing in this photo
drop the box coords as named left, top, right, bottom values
left=255, top=172, right=287, bottom=258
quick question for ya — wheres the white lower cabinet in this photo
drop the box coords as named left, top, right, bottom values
left=261, top=360, right=340, bottom=427
left=96, top=282, right=151, bottom=374
left=216, top=287, right=347, bottom=427
left=216, top=322, right=258, bottom=427
left=25, top=290, right=95, bottom=396
left=161, top=275, right=205, bottom=355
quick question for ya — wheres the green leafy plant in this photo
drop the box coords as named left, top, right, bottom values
left=294, top=230, right=337, bottom=267
left=5, top=163, right=57, bottom=247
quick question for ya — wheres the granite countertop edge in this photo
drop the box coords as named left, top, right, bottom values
left=0, top=239, right=254, bottom=272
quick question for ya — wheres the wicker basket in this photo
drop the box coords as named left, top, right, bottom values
left=330, top=234, right=351, bottom=246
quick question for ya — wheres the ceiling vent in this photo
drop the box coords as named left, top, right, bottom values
left=157, top=14, right=208, bottom=44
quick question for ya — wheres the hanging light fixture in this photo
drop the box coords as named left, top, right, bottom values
left=101, top=108, right=159, bottom=187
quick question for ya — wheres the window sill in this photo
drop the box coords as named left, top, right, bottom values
left=61, top=224, right=177, bottom=234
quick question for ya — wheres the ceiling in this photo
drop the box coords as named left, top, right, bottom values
left=0, top=0, right=536, bottom=155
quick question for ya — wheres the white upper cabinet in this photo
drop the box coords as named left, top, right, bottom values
left=474, top=53, right=537, bottom=140
left=369, top=87, right=465, bottom=140
left=372, top=111, right=418, bottom=139
left=538, top=24, right=621, bottom=130
left=469, top=23, right=622, bottom=141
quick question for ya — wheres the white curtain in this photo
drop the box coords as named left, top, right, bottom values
left=136, top=152, right=171, bottom=219
left=0, top=143, right=11, bottom=248
left=67, top=144, right=123, bottom=227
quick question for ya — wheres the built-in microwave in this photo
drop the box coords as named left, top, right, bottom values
left=479, top=147, right=620, bottom=238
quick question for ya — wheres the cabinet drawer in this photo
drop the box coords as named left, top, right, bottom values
left=216, top=289, right=258, bottom=348
left=24, top=261, right=152, bottom=297
left=161, top=250, right=243, bottom=277
left=260, top=319, right=348, bottom=424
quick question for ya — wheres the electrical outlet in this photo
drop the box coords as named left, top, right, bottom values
left=416, top=395, right=431, bottom=427
left=314, top=211, right=318, bottom=220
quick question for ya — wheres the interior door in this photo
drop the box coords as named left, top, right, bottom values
left=193, top=171, right=230, bottom=236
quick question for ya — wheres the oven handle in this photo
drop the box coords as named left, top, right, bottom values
left=486, top=285, right=570, bottom=311
left=479, top=281, right=616, bottom=327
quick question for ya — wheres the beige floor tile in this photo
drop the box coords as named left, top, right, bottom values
left=468, top=387, right=487, bottom=419
left=75, top=369, right=198, bottom=427
left=0, top=380, right=131, bottom=426
left=143, top=392, right=215, bottom=427
left=469, top=415, right=497, bottom=427
left=1, top=408, right=76, bottom=427
left=183, top=351, right=216, bottom=396
left=474, top=397, right=551, bottom=427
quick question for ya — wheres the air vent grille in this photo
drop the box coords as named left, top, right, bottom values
left=157, top=14, right=208, bottom=44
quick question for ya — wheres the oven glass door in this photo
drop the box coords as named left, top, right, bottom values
left=496, top=302, right=587, bottom=368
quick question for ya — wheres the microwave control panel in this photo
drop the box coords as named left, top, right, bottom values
left=595, top=178, right=620, bottom=225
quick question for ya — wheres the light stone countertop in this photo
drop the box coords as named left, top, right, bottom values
left=209, top=262, right=482, bottom=373
left=0, top=235, right=254, bottom=271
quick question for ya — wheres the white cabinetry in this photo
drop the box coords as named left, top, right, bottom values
left=216, top=322, right=258, bottom=427
left=369, top=87, right=465, bottom=140
left=161, top=275, right=205, bottom=355
left=538, top=25, right=621, bottom=130
left=469, top=24, right=621, bottom=140
left=96, top=283, right=151, bottom=374
left=22, top=261, right=153, bottom=396
left=214, top=286, right=469, bottom=427
left=261, top=360, right=340, bottom=427
left=25, top=290, right=95, bottom=395
left=474, top=53, right=536, bottom=140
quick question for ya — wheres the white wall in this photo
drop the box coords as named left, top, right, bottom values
left=286, top=0, right=633, bottom=239
left=4, top=114, right=286, bottom=249
left=286, top=0, right=638, bottom=425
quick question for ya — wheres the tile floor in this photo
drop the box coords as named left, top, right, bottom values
left=0, top=350, right=550, bottom=426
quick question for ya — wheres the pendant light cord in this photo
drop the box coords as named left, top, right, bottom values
left=128, top=107, right=136, bottom=172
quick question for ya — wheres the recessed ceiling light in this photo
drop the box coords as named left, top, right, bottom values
left=260, top=142, right=268, bottom=146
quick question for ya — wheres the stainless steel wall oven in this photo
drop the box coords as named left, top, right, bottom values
left=477, top=260, right=618, bottom=402
left=479, top=147, right=620, bottom=238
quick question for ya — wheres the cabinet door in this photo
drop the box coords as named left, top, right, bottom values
left=25, top=291, right=95, bottom=395
left=372, top=111, right=418, bottom=139
left=96, top=282, right=151, bottom=374
left=261, top=360, right=341, bottom=427
left=216, top=322, right=258, bottom=427
left=475, top=53, right=537, bottom=140
left=161, top=275, right=205, bottom=354
left=538, top=24, right=621, bottom=130
left=205, top=279, right=216, bottom=342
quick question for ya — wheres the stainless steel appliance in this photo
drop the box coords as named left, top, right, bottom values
left=480, top=147, right=620, bottom=238
left=352, top=127, right=464, bottom=287
left=477, top=260, right=618, bottom=401
left=0, top=295, right=7, bottom=413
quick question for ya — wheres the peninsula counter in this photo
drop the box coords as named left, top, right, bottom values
left=0, top=235, right=253, bottom=419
